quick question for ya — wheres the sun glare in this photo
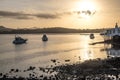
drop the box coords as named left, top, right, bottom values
left=79, top=1, right=96, bottom=11
left=75, top=0, right=96, bottom=11
left=74, top=0, right=96, bottom=19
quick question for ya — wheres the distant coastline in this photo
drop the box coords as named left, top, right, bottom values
left=0, top=26, right=107, bottom=34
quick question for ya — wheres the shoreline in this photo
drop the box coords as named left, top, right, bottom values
left=0, top=57, right=120, bottom=80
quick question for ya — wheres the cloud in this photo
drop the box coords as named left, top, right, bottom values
left=34, top=13, right=60, bottom=19
left=0, top=11, right=61, bottom=19
left=0, top=11, right=32, bottom=19
left=75, top=10, right=96, bottom=16
left=0, top=10, right=96, bottom=20
left=0, top=11, right=69, bottom=19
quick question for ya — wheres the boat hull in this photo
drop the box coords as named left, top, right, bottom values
left=42, top=37, right=48, bottom=41
left=13, top=39, right=27, bottom=44
left=42, top=34, right=48, bottom=41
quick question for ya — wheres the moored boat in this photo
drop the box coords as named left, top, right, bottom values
left=100, top=23, right=120, bottom=43
left=13, top=35, right=27, bottom=44
left=42, top=34, right=48, bottom=41
left=90, top=33, right=95, bottom=39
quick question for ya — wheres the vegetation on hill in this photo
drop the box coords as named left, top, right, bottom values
left=0, top=26, right=107, bottom=34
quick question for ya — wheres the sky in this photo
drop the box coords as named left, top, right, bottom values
left=0, top=0, right=120, bottom=29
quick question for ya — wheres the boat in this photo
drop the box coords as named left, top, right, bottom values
left=100, top=23, right=120, bottom=43
left=42, top=34, right=48, bottom=41
left=13, top=35, right=27, bottom=44
left=90, top=33, right=94, bottom=39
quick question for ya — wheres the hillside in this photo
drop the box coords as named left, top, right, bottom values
left=0, top=26, right=12, bottom=31
left=0, top=26, right=106, bottom=34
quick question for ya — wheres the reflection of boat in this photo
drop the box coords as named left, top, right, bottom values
left=80, top=33, right=89, bottom=35
left=90, top=33, right=94, bottom=39
left=105, top=44, right=120, bottom=58
left=100, top=23, right=120, bottom=43
left=13, top=35, right=27, bottom=44
left=42, top=34, right=48, bottom=41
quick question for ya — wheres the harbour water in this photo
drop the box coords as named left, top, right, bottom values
left=0, top=33, right=114, bottom=76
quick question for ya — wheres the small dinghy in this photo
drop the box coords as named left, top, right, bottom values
left=90, top=33, right=95, bottom=39
left=42, top=34, right=48, bottom=41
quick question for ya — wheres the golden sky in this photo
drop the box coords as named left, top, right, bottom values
left=0, top=0, right=120, bottom=29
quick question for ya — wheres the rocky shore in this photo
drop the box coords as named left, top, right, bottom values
left=0, top=57, right=120, bottom=80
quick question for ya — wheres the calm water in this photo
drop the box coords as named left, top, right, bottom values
left=0, top=33, right=111, bottom=75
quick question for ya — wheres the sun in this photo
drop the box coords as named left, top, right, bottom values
left=74, top=0, right=96, bottom=19
left=75, top=0, right=96, bottom=11
left=79, top=1, right=96, bottom=11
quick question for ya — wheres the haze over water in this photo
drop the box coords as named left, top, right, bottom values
left=0, top=33, right=109, bottom=75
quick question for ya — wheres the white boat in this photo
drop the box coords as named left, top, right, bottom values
left=90, top=33, right=94, bottom=39
left=42, top=34, right=48, bottom=41
left=100, top=23, right=120, bottom=43
left=13, top=35, right=27, bottom=44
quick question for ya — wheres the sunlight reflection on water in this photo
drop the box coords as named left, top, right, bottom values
left=0, top=33, right=108, bottom=74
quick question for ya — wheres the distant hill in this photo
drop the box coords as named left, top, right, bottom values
left=0, top=26, right=106, bottom=34
left=0, top=26, right=12, bottom=31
